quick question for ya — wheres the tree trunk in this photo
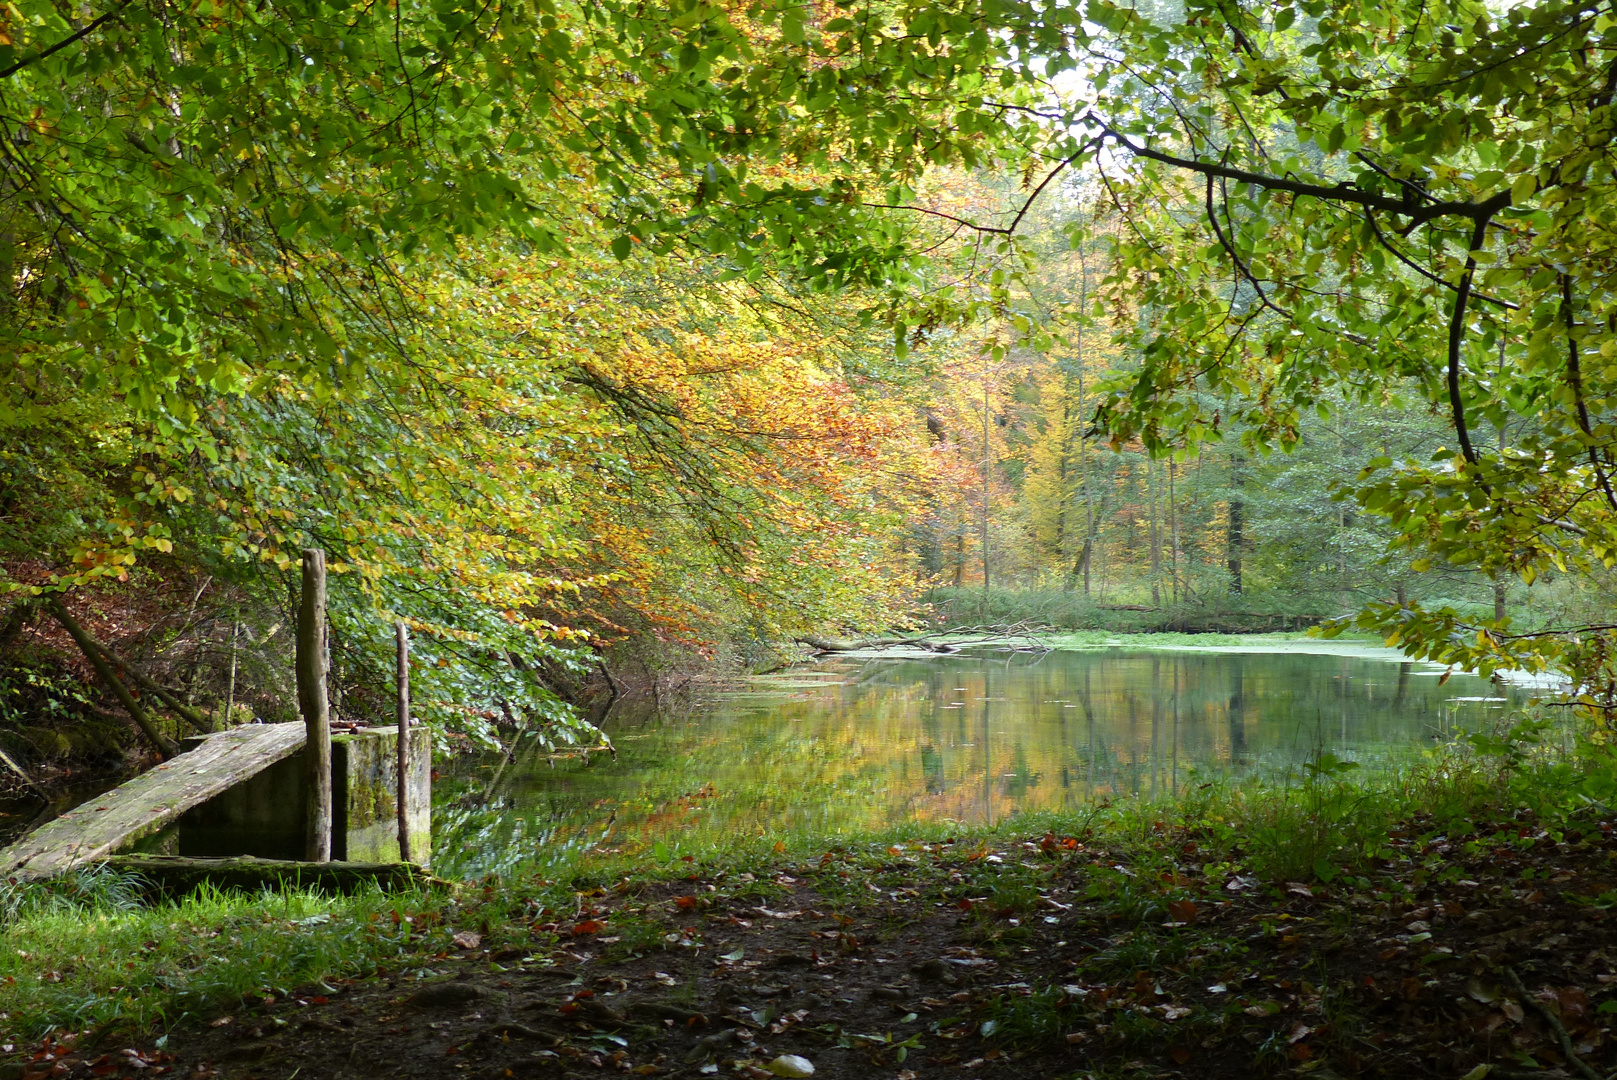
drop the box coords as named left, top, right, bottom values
left=48, top=597, right=175, bottom=759
left=1493, top=575, right=1507, bottom=624
left=980, top=356, right=991, bottom=598
left=1168, top=460, right=1180, bottom=604
left=1073, top=238, right=1093, bottom=596
left=0, top=739, right=40, bottom=792
left=298, top=549, right=333, bottom=863
left=1337, top=505, right=1349, bottom=611
left=81, top=618, right=199, bottom=734
left=396, top=620, right=412, bottom=865
left=1056, top=396, right=1070, bottom=582
left=223, top=622, right=239, bottom=728
left=1148, top=457, right=1161, bottom=605
left=85, top=639, right=209, bottom=734
left=953, top=516, right=965, bottom=588
left=1227, top=454, right=1245, bottom=596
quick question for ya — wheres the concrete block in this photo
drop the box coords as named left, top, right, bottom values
left=177, top=726, right=431, bottom=867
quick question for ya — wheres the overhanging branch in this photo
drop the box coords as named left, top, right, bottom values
left=1096, top=120, right=1514, bottom=227
left=1446, top=217, right=1490, bottom=467
left=0, top=5, right=125, bottom=81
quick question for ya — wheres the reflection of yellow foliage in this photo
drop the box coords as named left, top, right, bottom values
left=455, top=651, right=1513, bottom=864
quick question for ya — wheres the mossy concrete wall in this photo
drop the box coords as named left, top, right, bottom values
left=177, top=726, right=431, bottom=867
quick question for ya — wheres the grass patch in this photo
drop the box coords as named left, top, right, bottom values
left=0, top=881, right=426, bottom=1039
left=1, top=720, right=1605, bottom=1047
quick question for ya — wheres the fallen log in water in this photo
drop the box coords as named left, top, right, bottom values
left=794, top=633, right=957, bottom=653
left=795, top=621, right=1055, bottom=655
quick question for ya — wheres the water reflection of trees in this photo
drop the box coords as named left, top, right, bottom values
left=436, top=649, right=1520, bottom=875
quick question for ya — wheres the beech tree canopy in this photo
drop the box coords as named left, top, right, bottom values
left=4, top=0, right=1617, bottom=734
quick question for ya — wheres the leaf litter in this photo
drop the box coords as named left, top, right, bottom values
left=13, top=810, right=1617, bottom=1079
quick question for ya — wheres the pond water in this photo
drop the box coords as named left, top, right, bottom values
left=434, top=643, right=1528, bottom=878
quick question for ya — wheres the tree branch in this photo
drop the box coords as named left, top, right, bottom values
left=1502, top=966, right=1604, bottom=1080
left=0, top=6, right=124, bottom=81
left=1446, top=217, right=1489, bottom=467
left=47, top=597, right=176, bottom=759
left=1205, top=173, right=1289, bottom=322
left=867, top=143, right=1094, bottom=238
left=89, top=639, right=211, bottom=734
left=1096, top=120, right=1514, bottom=226
left=1561, top=273, right=1617, bottom=512
left=1363, top=208, right=1518, bottom=309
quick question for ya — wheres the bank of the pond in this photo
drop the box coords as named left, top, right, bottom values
left=4, top=747, right=1615, bottom=1080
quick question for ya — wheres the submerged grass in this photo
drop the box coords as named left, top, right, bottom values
left=1, top=722, right=1608, bottom=1043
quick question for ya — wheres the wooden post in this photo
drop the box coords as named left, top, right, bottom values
left=298, top=549, right=332, bottom=863
left=223, top=620, right=239, bottom=729
left=395, top=620, right=412, bottom=864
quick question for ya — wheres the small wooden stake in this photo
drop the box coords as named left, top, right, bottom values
left=223, top=620, right=239, bottom=730
left=395, top=620, right=412, bottom=864
left=297, top=549, right=332, bottom=863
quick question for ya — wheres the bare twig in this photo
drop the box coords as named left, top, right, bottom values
left=1502, top=965, right=1603, bottom=1080
left=0, top=743, right=42, bottom=794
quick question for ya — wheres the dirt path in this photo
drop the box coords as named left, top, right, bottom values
left=13, top=816, right=1617, bottom=1080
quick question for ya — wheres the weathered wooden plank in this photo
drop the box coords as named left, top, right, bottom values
left=0, top=723, right=306, bottom=881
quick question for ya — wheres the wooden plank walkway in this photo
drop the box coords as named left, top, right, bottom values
left=0, top=722, right=306, bottom=881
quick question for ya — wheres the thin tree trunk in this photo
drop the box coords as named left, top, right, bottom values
left=298, top=549, right=333, bottom=863
left=1492, top=407, right=1508, bottom=625
left=953, top=518, right=965, bottom=588
left=223, top=621, right=238, bottom=729
left=981, top=354, right=991, bottom=601
left=1056, top=396, right=1070, bottom=585
left=85, top=639, right=208, bottom=734
left=1074, top=223, right=1092, bottom=596
left=1227, top=454, right=1245, bottom=596
left=1338, top=504, right=1348, bottom=611
left=1077, top=372, right=1095, bottom=597
left=48, top=597, right=175, bottom=759
left=396, top=621, right=412, bottom=865
left=0, top=743, right=40, bottom=793
left=1148, top=456, right=1162, bottom=605
left=49, top=599, right=205, bottom=735
left=1169, top=460, right=1180, bottom=605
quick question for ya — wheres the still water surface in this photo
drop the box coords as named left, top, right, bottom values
left=436, top=644, right=1524, bottom=877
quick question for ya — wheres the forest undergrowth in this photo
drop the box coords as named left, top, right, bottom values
left=3, top=730, right=1613, bottom=1079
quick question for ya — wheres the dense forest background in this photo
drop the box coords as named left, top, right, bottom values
left=1, top=0, right=1614, bottom=776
